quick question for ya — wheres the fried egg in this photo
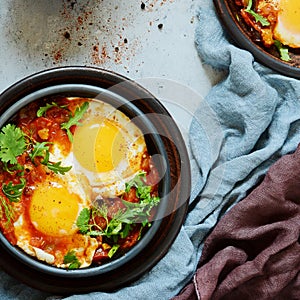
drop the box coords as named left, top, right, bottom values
left=257, top=0, right=300, bottom=48
left=273, top=0, right=300, bottom=48
left=14, top=145, right=98, bottom=268
left=72, top=99, right=147, bottom=198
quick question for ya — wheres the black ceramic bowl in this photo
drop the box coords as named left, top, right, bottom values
left=214, top=0, right=300, bottom=79
left=0, top=66, right=190, bottom=294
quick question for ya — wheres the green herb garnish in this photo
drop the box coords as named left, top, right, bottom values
left=2, top=178, right=26, bottom=203
left=0, top=124, right=26, bottom=165
left=2, top=162, right=24, bottom=175
left=63, top=250, right=81, bottom=269
left=76, top=207, right=91, bottom=234
left=37, top=102, right=59, bottom=117
left=245, top=0, right=270, bottom=26
left=61, top=102, right=89, bottom=142
left=76, top=172, right=160, bottom=258
left=29, top=141, right=51, bottom=164
left=274, top=40, right=291, bottom=62
left=46, top=161, right=72, bottom=175
left=0, top=196, right=15, bottom=227
left=29, top=141, right=71, bottom=174
left=124, top=172, right=160, bottom=222
left=108, top=245, right=120, bottom=258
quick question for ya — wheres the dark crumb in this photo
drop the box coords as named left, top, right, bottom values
left=141, top=2, right=145, bottom=9
left=158, top=23, right=163, bottom=30
left=78, top=42, right=83, bottom=46
left=115, top=47, right=119, bottom=52
left=124, top=38, right=128, bottom=43
left=70, top=1, right=76, bottom=9
left=64, top=31, right=71, bottom=39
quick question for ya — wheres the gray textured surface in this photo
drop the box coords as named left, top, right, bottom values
left=0, top=0, right=224, bottom=299
left=0, top=0, right=223, bottom=150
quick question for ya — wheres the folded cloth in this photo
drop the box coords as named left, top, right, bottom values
left=1, top=0, right=300, bottom=299
left=173, top=0, right=300, bottom=299
left=174, top=144, right=300, bottom=300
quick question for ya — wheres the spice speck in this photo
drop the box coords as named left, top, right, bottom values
left=64, top=31, right=71, bottom=39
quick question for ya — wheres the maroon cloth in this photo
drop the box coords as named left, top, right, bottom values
left=173, top=146, right=300, bottom=300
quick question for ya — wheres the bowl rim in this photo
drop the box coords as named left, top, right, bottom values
left=0, top=66, right=191, bottom=293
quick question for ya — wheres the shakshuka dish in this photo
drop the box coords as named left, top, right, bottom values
left=0, top=97, right=161, bottom=269
left=235, top=0, right=300, bottom=61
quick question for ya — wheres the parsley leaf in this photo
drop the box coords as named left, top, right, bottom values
left=76, top=208, right=90, bottom=234
left=61, top=102, right=89, bottom=142
left=274, top=40, right=291, bottom=62
left=125, top=171, right=160, bottom=213
left=2, top=178, right=26, bottom=202
left=0, top=124, right=26, bottom=164
left=245, top=0, right=270, bottom=26
left=125, top=171, right=147, bottom=193
left=63, top=250, right=81, bottom=269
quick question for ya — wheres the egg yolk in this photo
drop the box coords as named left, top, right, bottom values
left=73, top=118, right=127, bottom=173
left=94, top=119, right=126, bottom=172
left=29, top=181, right=80, bottom=237
left=278, top=0, right=300, bottom=34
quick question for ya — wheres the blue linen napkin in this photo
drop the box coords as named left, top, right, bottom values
left=1, top=0, right=300, bottom=299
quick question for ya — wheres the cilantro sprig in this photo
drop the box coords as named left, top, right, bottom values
left=63, top=250, right=81, bottom=269
left=245, top=0, right=270, bottom=26
left=125, top=172, right=160, bottom=205
left=0, top=124, right=26, bottom=165
left=76, top=172, right=160, bottom=258
left=61, top=102, right=89, bottom=142
left=0, top=122, right=71, bottom=208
